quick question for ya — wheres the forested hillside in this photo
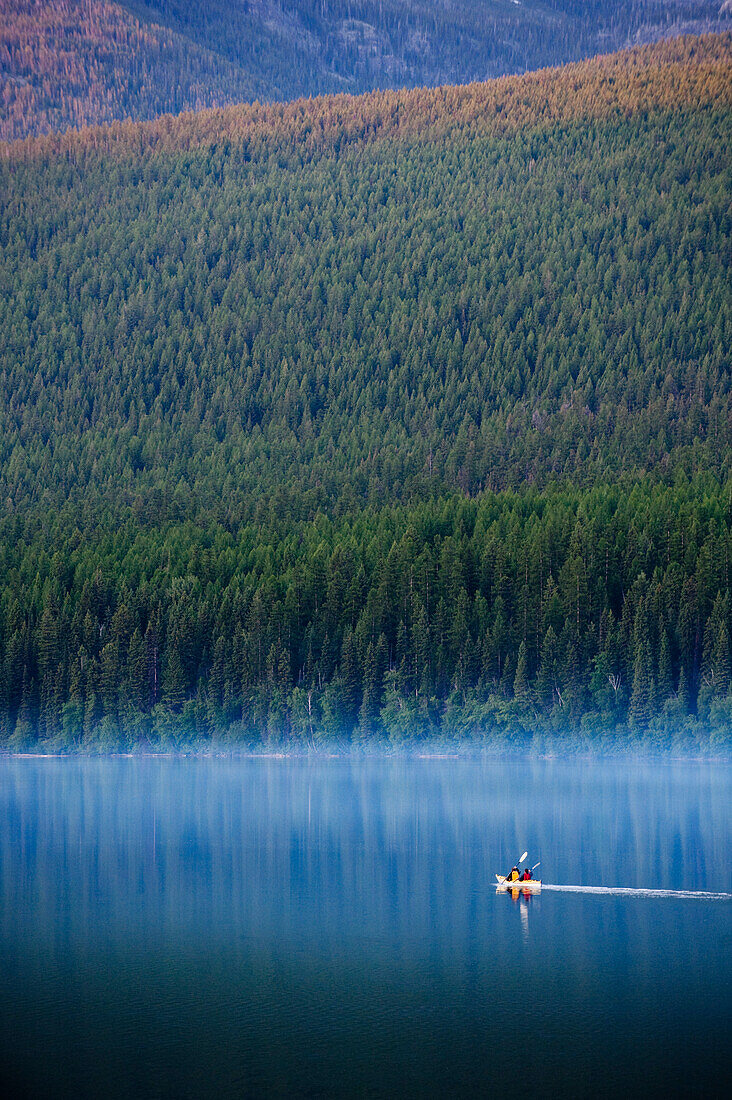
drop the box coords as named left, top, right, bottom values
left=2, top=0, right=730, bottom=139
left=3, top=37, right=730, bottom=517
left=122, top=1, right=732, bottom=100
left=0, top=0, right=261, bottom=142
left=1, top=37, right=731, bottom=750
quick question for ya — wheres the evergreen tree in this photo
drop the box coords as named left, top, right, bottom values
left=162, top=647, right=186, bottom=711
left=340, top=627, right=360, bottom=732
left=629, top=640, right=652, bottom=730
left=127, top=629, right=149, bottom=712
left=658, top=630, right=673, bottom=705
left=513, top=640, right=531, bottom=713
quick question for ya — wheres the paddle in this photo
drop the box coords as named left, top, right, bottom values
left=532, top=862, right=541, bottom=871
left=498, top=852, right=529, bottom=883
left=508, top=851, right=528, bottom=880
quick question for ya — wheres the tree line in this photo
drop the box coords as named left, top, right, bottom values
left=1, top=482, right=730, bottom=751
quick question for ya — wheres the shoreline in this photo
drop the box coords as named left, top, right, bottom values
left=2, top=747, right=729, bottom=764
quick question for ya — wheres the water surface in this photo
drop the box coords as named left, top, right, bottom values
left=1, top=756, right=729, bottom=1098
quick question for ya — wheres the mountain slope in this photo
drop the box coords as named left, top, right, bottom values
left=2, top=0, right=730, bottom=139
left=0, top=0, right=261, bottom=141
left=123, top=1, right=732, bottom=97
left=0, top=36, right=731, bottom=748
left=2, top=36, right=730, bottom=522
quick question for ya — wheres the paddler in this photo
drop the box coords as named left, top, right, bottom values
left=521, top=867, right=532, bottom=881
left=507, top=865, right=520, bottom=882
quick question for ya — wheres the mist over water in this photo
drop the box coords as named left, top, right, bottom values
left=0, top=756, right=729, bottom=1098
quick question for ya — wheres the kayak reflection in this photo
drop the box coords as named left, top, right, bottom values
left=496, top=882, right=540, bottom=900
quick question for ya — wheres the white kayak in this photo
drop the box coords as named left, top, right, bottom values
left=496, top=874, right=542, bottom=892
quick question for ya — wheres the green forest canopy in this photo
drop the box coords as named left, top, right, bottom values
left=0, top=36, right=730, bottom=749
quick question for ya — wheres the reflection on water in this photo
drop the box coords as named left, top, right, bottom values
left=0, top=757, right=730, bottom=1098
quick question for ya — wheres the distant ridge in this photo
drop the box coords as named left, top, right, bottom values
left=2, top=1, right=730, bottom=141
left=3, top=32, right=731, bottom=162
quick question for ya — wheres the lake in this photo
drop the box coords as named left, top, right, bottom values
left=0, top=756, right=729, bottom=1098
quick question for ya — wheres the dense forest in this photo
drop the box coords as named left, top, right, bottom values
left=2, top=38, right=730, bottom=517
left=122, top=1, right=732, bottom=99
left=1, top=37, right=731, bottom=751
left=2, top=1, right=731, bottom=139
left=2, top=483, right=731, bottom=752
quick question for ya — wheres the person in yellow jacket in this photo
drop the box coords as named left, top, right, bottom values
left=506, top=865, right=520, bottom=882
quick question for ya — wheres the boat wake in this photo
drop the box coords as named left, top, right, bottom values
left=542, top=884, right=731, bottom=901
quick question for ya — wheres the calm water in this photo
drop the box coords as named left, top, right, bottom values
left=0, top=756, right=730, bottom=1099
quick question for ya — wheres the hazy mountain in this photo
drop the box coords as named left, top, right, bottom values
left=2, top=0, right=730, bottom=139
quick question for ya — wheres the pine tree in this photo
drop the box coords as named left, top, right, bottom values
left=162, top=647, right=185, bottom=711
left=127, top=629, right=149, bottom=711
left=712, top=619, right=731, bottom=697
left=38, top=602, right=61, bottom=739
left=340, top=628, right=360, bottom=731
left=629, top=640, right=652, bottom=729
left=678, top=663, right=691, bottom=715
left=657, top=630, right=673, bottom=704
left=513, top=640, right=531, bottom=712
left=358, top=640, right=379, bottom=738
left=9, top=670, right=36, bottom=749
left=100, top=640, right=120, bottom=717
left=62, top=658, right=84, bottom=746
left=536, top=626, right=559, bottom=711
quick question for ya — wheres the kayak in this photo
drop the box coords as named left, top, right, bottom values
left=496, top=875, right=541, bottom=892
left=496, top=875, right=542, bottom=892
